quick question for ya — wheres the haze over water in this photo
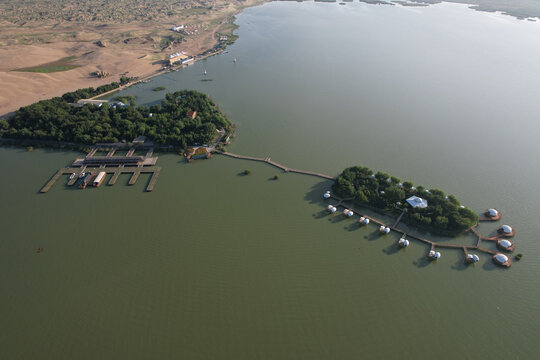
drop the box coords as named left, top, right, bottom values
left=1, top=2, right=539, bottom=359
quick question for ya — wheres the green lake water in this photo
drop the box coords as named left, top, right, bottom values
left=1, top=2, right=539, bottom=359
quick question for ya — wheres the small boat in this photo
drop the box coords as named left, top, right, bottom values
left=79, top=172, right=86, bottom=178
left=69, top=173, right=76, bottom=180
left=203, top=70, right=207, bottom=75
left=233, top=58, right=237, bottom=63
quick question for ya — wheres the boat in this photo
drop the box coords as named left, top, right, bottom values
left=203, top=70, right=207, bottom=75
left=233, top=58, right=237, bottom=63
left=78, top=172, right=95, bottom=189
left=69, top=173, right=76, bottom=180
left=78, top=172, right=86, bottom=178
left=92, top=171, right=106, bottom=187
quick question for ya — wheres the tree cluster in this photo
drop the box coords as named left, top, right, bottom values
left=1, top=88, right=231, bottom=149
left=60, top=82, right=122, bottom=103
left=332, top=166, right=478, bottom=234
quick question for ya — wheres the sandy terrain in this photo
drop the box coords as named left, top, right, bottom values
left=0, top=0, right=265, bottom=118
left=0, top=42, right=162, bottom=116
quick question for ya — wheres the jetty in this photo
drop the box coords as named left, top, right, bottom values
left=217, top=151, right=335, bottom=180
left=40, top=141, right=161, bottom=193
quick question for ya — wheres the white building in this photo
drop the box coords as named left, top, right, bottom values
left=406, top=196, right=428, bottom=209
left=171, top=24, right=184, bottom=32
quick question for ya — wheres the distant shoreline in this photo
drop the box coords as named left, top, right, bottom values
left=2, top=0, right=539, bottom=119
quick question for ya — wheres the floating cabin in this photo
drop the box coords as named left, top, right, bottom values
left=497, top=239, right=515, bottom=252
left=323, top=191, right=331, bottom=199
left=359, top=217, right=370, bottom=225
left=481, top=208, right=502, bottom=221
left=185, top=147, right=211, bottom=162
left=428, top=250, right=441, bottom=260
left=498, top=225, right=515, bottom=237
left=466, top=254, right=480, bottom=264
left=493, top=253, right=512, bottom=267
left=343, top=209, right=354, bottom=217
left=487, top=208, right=498, bottom=217
left=327, top=205, right=337, bottom=213
left=398, top=238, right=409, bottom=247
left=379, top=226, right=390, bottom=234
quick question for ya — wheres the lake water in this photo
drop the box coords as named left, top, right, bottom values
left=1, top=1, right=539, bottom=359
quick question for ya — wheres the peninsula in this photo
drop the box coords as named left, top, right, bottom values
left=1, top=85, right=232, bottom=148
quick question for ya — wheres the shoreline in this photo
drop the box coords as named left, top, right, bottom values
left=0, top=37, right=234, bottom=120
left=0, top=0, right=265, bottom=119
left=3, top=0, right=540, bottom=119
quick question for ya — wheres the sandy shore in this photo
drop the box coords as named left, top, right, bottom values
left=0, top=0, right=266, bottom=118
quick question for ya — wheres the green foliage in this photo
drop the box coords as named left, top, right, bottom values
left=332, top=165, right=479, bottom=234
left=13, top=56, right=79, bottom=73
left=403, top=181, right=414, bottom=189
left=60, top=82, right=121, bottom=103
left=119, top=76, right=131, bottom=85
left=2, top=87, right=232, bottom=148
left=153, top=86, right=166, bottom=91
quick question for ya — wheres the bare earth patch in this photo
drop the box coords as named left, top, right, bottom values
left=0, top=0, right=265, bottom=117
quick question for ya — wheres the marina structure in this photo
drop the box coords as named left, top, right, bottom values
left=41, top=142, right=161, bottom=193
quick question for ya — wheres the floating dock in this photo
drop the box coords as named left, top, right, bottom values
left=40, top=144, right=161, bottom=193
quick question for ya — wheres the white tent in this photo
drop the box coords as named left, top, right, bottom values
left=406, top=196, right=428, bottom=209
left=500, top=239, right=512, bottom=249
left=495, top=253, right=509, bottom=264
left=487, top=209, right=498, bottom=217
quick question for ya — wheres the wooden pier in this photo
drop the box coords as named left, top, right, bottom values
left=40, top=165, right=161, bottom=193
left=41, top=142, right=162, bottom=193
left=40, top=169, right=65, bottom=193
left=218, top=151, right=335, bottom=180
left=146, top=167, right=161, bottom=191
left=108, top=165, right=124, bottom=185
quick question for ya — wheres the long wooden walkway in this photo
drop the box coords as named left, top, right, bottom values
left=328, top=195, right=500, bottom=259
left=218, top=151, right=335, bottom=180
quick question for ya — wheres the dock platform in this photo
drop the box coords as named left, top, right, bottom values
left=40, top=165, right=161, bottom=193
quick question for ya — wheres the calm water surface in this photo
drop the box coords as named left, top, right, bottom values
left=1, top=2, right=539, bottom=359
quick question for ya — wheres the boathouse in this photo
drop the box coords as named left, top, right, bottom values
left=186, top=147, right=210, bottom=161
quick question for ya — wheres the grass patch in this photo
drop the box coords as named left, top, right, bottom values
left=153, top=86, right=166, bottom=91
left=13, top=56, right=79, bottom=73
